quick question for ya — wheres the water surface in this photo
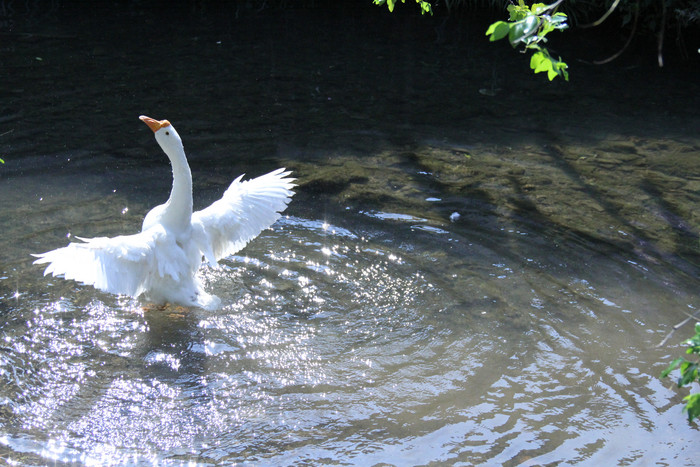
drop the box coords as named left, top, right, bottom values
left=1, top=4, right=699, bottom=465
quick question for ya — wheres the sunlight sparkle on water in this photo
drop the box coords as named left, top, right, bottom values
left=298, top=275, right=310, bottom=287
left=145, top=352, right=181, bottom=371
left=4, top=210, right=698, bottom=465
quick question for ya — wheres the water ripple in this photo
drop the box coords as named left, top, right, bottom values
left=1, top=214, right=698, bottom=464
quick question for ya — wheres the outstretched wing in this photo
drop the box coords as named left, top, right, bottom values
left=192, top=168, right=295, bottom=265
left=32, top=226, right=176, bottom=297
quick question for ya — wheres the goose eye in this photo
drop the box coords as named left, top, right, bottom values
left=165, top=131, right=170, bottom=135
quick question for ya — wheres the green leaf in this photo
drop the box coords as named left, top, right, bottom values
left=507, top=3, right=528, bottom=21
left=686, top=323, right=700, bottom=350
left=684, top=393, right=700, bottom=422
left=557, top=60, right=569, bottom=81
left=662, top=357, right=684, bottom=379
left=418, top=1, right=432, bottom=15
left=663, top=323, right=700, bottom=423
left=486, top=21, right=510, bottom=41
left=530, top=51, right=549, bottom=73
left=550, top=12, right=568, bottom=25
left=679, top=361, right=699, bottom=386
left=530, top=2, right=547, bottom=14
left=529, top=50, right=568, bottom=81
left=509, top=15, right=539, bottom=46
left=388, top=0, right=396, bottom=12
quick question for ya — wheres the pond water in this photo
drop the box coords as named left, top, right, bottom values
left=1, top=3, right=700, bottom=465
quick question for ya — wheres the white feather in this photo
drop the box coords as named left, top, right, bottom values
left=192, top=168, right=295, bottom=266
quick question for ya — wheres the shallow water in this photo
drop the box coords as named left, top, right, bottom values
left=4, top=206, right=698, bottom=465
left=2, top=3, right=700, bottom=465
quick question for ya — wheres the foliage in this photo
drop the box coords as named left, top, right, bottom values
left=373, top=0, right=433, bottom=15
left=372, top=0, right=700, bottom=78
left=372, top=0, right=569, bottom=81
left=485, top=0, right=569, bottom=81
left=662, top=322, right=700, bottom=422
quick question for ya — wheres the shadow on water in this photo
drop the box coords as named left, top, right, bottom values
left=1, top=1, right=700, bottom=465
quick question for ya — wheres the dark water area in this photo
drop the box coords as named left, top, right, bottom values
left=3, top=1, right=699, bottom=263
left=1, top=1, right=700, bottom=465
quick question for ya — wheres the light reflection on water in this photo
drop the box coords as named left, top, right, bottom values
left=1, top=4, right=698, bottom=462
left=1, top=202, right=698, bottom=464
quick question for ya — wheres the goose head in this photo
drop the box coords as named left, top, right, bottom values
left=139, top=115, right=184, bottom=161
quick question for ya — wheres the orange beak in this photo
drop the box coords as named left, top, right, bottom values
left=139, top=115, right=171, bottom=133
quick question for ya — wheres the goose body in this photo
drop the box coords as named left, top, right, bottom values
left=33, top=116, right=295, bottom=310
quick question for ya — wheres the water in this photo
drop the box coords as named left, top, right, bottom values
left=2, top=3, right=700, bottom=465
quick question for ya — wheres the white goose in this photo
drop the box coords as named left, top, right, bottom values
left=33, top=116, right=295, bottom=310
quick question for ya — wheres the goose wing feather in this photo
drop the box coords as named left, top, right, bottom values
left=32, top=225, right=185, bottom=297
left=192, top=168, right=295, bottom=265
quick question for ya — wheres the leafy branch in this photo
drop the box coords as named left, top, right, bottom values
left=373, top=0, right=433, bottom=15
left=662, top=322, right=700, bottom=422
left=485, top=0, right=569, bottom=81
